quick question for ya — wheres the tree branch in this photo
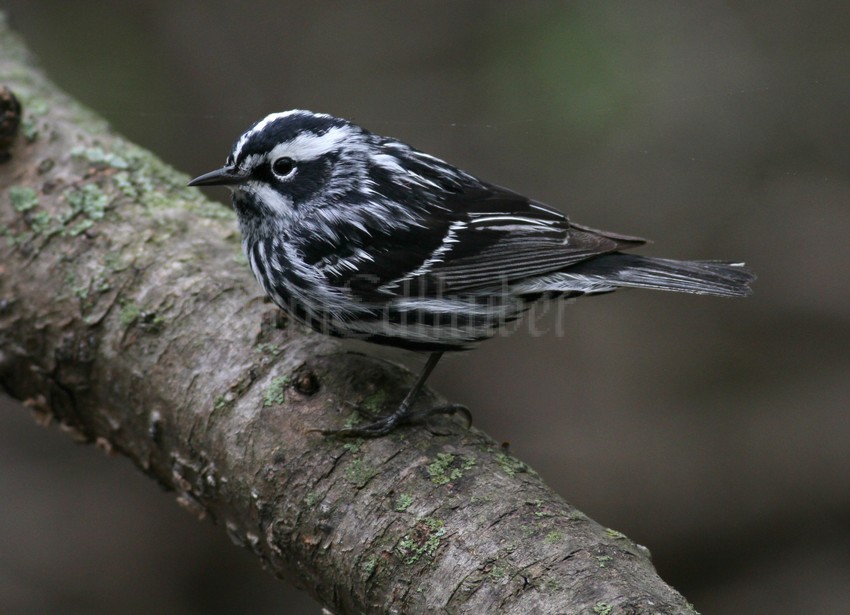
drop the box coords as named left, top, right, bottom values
left=0, top=15, right=695, bottom=614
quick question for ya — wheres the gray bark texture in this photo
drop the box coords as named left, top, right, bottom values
left=0, top=15, right=696, bottom=614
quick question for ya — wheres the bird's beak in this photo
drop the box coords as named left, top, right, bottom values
left=187, top=166, right=248, bottom=187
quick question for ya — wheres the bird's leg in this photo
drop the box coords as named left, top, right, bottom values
left=320, top=351, right=470, bottom=437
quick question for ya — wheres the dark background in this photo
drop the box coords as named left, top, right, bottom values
left=2, top=2, right=849, bottom=613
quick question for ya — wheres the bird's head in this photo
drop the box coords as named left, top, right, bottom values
left=190, top=109, right=473, bottom=246
left=189, top=110, right=375, bottom=229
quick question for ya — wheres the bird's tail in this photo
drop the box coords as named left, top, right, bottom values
left=555, top=253, right=756, bottom=298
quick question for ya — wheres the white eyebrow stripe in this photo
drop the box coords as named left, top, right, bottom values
left=232, top=109, right=340, bottom=162
left=267, top=125, right=357, bottom=162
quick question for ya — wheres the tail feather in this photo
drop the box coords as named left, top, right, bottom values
left=566, top=253, right=756, bottom=297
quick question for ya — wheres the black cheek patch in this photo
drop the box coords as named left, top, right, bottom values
left=285, top=158, right=329, bottom=203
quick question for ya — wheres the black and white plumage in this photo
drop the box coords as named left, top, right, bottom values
left=190, top=110, right=755, bottom=436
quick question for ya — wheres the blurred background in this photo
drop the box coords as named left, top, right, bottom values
left=2, top=1, right=849, bottom=613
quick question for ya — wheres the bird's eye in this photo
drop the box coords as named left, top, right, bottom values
left=271, top=157, right=296, bottom=178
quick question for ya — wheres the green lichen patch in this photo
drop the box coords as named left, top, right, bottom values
left=103, top=252, right=128, bottom=273
left=72, top=137, right=198, bottom=214
left=65, top=218, right=94, bottom=236
left=62, top=256, right=119, bottom=305
left=568, top=510, right=589, bottom=522
left=70, top=145, right=129, bottom=169
left=593, top=602, right=613, bottom=615
left=345, top=457, right=377, bottom=488
left=426, top=452, right=476, bottom=485
left=604, top=528, right=627, bottom=540
left=19, top=94, right=48, bottom=116
left=0, top=226, right=13, bottom=246
left=342, top=410, right=363, bottom=430
left=61, top=183, right=110, bottom=236
left=28, top=210, right=54, bottom=235
left=530, top=499, right=558, bottom=519
left=65, top=183, right=108, bottom=220
left=361, top=556, right=378, bottom=577
left=143, top=312, right=166, bottom=330
left=394, top=493, right=414, bottom=512
left=256, top=343, right=281, bottom=356
left=213, top=394, right=232, bottom=411
left=520, top=524, right=536, bottom=538
left=361, top=390, right=389, bottom=415
left=495, top=452, right=529, bottom=477
left=488, top=562, right=510, bottom=580
left=544, top=530, right=564, bottom=544
left=119, top=302, right=142, bottom=326
left=8, top=186, right=60, bottom=240
left=112, top=171, right=138, bottom=199
left=342, top=440, right=362, bottom=454
left=396, top=517, right=446, bottom=565
left=9, top=177, right=121, bottom=242
left=263, top=376, right=290, bottom=407
left=64, top=273, right=89, bottom=299
left=21, top=117, right=38, bottom=142
left=9, top=186, right=38, bottom=212
left=427, top=453, right=455, bottom=485
left=116, top=301, right=165, bottom=330
left=1, top=225, right=26, bottom=246
left=596, top=555, right=612, bottom=568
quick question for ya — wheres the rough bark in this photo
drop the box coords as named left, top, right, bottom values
left=0, top=15, right=696, bottom=614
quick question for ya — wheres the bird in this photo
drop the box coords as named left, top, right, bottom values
left=189, top=109, right=755, bottom=437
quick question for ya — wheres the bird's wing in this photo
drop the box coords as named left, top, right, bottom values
left=324, top=183, right=646, bottom=300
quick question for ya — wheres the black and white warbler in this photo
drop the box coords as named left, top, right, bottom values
left=189, top=110, right=754, bottom=437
